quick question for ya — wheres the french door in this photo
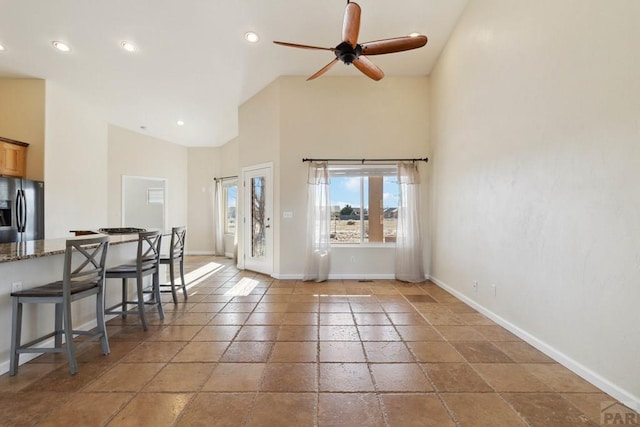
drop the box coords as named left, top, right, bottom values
left=242, top=163, right=273, bottom=275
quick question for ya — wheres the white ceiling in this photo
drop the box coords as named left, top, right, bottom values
left=0, top=0, right=468, bottom=147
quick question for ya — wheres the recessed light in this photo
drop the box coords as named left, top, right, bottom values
left=121, top=41, right=136, bottom=52
left=0, top=44, right=5, bottom=52
left=52, top=41, right=71, bottom=52
left=177, top=120, right=185, bottom=126
left=244, top=32, right=259, bottom=43
left=409, top=32, right=422, bottom=38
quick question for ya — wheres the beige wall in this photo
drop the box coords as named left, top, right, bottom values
left=429, top=0, right=640, bottom=407
left=234, top=82, right=281, bottom=271
left=277, top=76, right=429, bottom=278
left=232, top=76, right=429, bottom=278
left=45, top=82, right=108, bottom=237
left=107, top=125, right=188, bottom=239
left=0, top=79, right=45, bottom=181
left=219, top=138, right=239, bottom=177
left=187, top=147, right=220, bottom=254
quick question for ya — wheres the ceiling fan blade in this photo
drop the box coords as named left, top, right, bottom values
left=307, top=58, right=339, bottom=81
left=353, top=56, right=384, bottom=81
left=342, top=2, right=361, bottom=47
left=273, top=41, right=335, bottom=51
left=361, top=35, right=428, bottom=55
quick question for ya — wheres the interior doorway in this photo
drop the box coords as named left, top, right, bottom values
left=122, top=176, right=167, bottom=231
left=242, top=163, right=273, bottom=275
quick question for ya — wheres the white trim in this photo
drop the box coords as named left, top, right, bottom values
left=430, top=275, right=640, bottom=413
left=331, top=243, right=395, bottom=249
left=272, top=273, right=397, bottom=281
left=272, top=273, right=302, bottom=280
left=242, top=161, right=273, bottom=173
left=241, top=162, right=274, bottom=276
left=329, top=274, right=396, bottom=280
left=185, top=250, right=216, bottom=256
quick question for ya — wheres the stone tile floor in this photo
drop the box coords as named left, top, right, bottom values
left=0, top=256, right=636, bottom=426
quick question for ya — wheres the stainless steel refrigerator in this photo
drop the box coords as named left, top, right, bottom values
left=0, top=177, right=45, bottom=243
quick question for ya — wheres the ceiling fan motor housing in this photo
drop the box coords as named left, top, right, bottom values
left=334, top=41, right=362, bottom=64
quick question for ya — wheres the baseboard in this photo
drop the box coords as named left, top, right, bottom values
left=273, top=273, right=398, bottom=281
left=328, top=273, right=396, bottom=280
left=430, top=275, right=640, bottom=412
left=185, top=250, right=215, bottom=256
left=272, top=274, right=303, bottom=280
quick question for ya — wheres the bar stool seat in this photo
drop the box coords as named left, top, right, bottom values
left=158, top=226, right=187, bottom=304
left=105, top=230, right=164, bottom=331
left=10, top=236, right=110, bottom=376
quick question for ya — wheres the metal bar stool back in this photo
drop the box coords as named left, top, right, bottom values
left=10, top=235, right=111, bottom=375
left=104, top=230, right=164, bottom=331
left=159, top=226, right=187, bottom=304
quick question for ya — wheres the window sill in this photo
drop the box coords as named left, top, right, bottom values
left=331, top=243, right=395, bottom=249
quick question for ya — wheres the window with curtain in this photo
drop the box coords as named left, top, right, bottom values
left=223, top=182, right=237, bottom=235
left=395, top=161, right=424, bottom=282
left=304, top=162, right=331, bottom=282
left=328, top=165, right=399, bottom=245
left=213, top=178, right=238, bottom=258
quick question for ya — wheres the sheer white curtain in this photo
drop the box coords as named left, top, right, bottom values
left=395, top=161, right=425, bottom=282
left=212, top=179, right=225, bottom=256
left=304, top=162, right=331, bottom=282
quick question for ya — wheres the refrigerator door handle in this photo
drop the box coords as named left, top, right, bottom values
left=15, top=190, right=23, bottom=231
left=20, top=190, right=27, bottom=232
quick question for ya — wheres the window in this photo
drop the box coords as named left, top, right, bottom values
left=329, top=165, right=399, bottom=244
left=147, top=188, right=164, bottom=205
left=223, top=181, right=237, bottom=234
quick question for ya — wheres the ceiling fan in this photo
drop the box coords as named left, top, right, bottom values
left=273, top=1, right=428, bottom=81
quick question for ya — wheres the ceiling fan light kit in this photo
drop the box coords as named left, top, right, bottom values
left=274, top=1, right=428, bottom=81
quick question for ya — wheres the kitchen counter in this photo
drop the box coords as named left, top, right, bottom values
left=0, top=233, right=141, bottom=263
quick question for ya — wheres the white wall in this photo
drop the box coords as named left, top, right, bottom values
left=45, top=82, right=108, bottom=237
left=429, top=0, right=640, bottom=408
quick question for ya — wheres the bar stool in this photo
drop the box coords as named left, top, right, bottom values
left=10, top=236, right=110, bottom=375
left=104, top=230, right=163, bottom=330
left=159, top=226, right=187, bottom=304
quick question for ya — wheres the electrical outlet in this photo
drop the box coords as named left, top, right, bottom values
left=350, top=256, right=356, bottom=264
left=11, top=282, right=22, bottom=293
left=472, top=281, right=478, bottom=293
left=491, top=283, right=497, bottom=296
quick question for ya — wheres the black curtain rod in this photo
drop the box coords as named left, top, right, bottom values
left=302, top=157, right=429, bottom=164
left=213, top=175, right=238, bottom=182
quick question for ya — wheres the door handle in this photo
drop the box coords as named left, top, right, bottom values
left=15, top=191, right=22, bottom=231
left=20, top=190, right=27, bottom=232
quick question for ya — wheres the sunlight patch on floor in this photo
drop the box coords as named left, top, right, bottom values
left=224, top=277, right=260, bottom=297
left=182, top=262, right=225, bottom=289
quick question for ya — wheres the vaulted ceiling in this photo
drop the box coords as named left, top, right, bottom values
left=0, top=0, right=468, bottom=146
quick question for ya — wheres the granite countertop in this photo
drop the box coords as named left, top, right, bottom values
left=0, top=233, right=141, bottom=264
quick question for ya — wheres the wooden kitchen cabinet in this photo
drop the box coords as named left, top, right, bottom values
left=0, top=137, right=28, bottom=178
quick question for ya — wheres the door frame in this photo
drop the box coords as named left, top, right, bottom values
left=239, top=162, right=273, bottom=275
